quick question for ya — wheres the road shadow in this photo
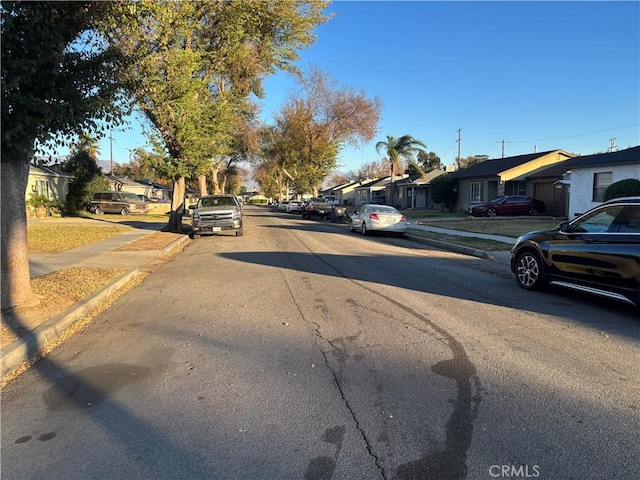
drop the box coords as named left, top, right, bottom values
left=217, top=250, right=640, bottom=340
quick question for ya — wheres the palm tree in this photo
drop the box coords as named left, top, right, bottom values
left=375, top=135, right=427, bottom=206
left=375, top=134, right=427, bottom=180
left=70, top=134, right=101, bottom=160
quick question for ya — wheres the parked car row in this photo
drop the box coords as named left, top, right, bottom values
left=274, top=198, right=347, bottom=219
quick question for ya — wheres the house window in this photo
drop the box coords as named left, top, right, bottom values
left=470, top=181, right=482, bottom=203
left=593, top=172, right=612, bottom=202
left=37, top=180, right=49, bottom=198
left=504, top=181, right=526, bottom=196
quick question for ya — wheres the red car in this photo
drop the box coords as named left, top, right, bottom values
left=468, top=195, right=545, bottom=217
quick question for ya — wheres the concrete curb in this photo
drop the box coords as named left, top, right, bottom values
left=1, top=270, right=142, bottom=376
left=404, top=233, right=495, bottom=260
left=1, top=235, right=191, bottom=379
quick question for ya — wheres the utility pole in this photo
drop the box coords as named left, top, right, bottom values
left=608, top=138, right=617, bottom=152
left=109, top=130, right=114, bottom=176
left=496, top=139, right=511, bottom=158
left=456, top=129, right=462, bottom=170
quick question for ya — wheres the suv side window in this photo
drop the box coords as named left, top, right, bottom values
left=572, top=205, right=625, bottom=233
left=616, top=206, right=640, bottom=233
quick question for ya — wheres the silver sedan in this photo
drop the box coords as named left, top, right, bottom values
left=349, top=204, right=407, bottom=236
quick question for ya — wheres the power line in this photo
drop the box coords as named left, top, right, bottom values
left=507, top=124, right=638, bottom=144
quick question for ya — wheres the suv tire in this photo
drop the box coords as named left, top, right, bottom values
left=515, top=250, right=546, bottom=290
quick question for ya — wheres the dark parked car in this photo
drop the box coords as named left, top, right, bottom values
left=510, top=196, right=640, bottom=306
left=469, top=195, right=546, bottom=217
left=89, top=191, right=149, bottom=215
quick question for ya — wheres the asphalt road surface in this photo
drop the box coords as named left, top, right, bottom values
left=2, top=206, right=639, bottom=480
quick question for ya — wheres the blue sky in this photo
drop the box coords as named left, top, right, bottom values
left=95, top=1, right=639, bottom=174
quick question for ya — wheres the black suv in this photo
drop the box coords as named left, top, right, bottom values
left=511, top=197, right=640, bottom=306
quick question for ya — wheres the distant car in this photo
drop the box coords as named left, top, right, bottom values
left=89, top=191, right=149, bottom=215
left=277, top=201, right=289, bottom=212
left=287, top=201, right=302, bottom=213
left=510, top=196, right=640, bottom=306
left=469, top=195, right=546, bottom=217
left=188, top=194, right=243, bottom=238
left=349, top=204, right=407, bottom=237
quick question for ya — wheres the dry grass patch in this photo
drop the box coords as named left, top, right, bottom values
left=28, top=225, right=131, bottom=253
left=1, top=267, right=127, bottom=349
left=414, top=217, right=562, bottom=238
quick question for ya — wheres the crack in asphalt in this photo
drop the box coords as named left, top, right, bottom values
left=275, top=252, right=388, bottom=480
left=272, top=231, right=483, bottom=479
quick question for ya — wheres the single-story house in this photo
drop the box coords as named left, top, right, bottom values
left=353, top=175, right=408, bottom=207
left=395, top=169, right=447, bottom=210
left=449, top=149, right=575, bottom=213
left=26, top=164, right=74, bottom=205
left=562, top=146, right=639, bottom=217
left=506, top=145, right=640, bottom=217
left=137, top=179, right=172, bottom=202
left=321, top=180, right=366, bottom=206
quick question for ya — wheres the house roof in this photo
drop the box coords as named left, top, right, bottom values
left=29, top=164, right=74, bottom=178
left=353, top=175, right=408, bottom=191
left=449, top=150, right=569, bottom=179
left=526, top=145, right=640, bottom=180
left=398, top=170, right=446, bottom=186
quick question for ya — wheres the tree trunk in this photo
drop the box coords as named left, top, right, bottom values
left=1, top=159, right=40, bottom=310
left=211, top=164, right=221, bottom=194
left=162, top=177, right=187, bottom=233
left=218, top=172, right=227, bottom=195
left=198, top=175, right=207, bottom=197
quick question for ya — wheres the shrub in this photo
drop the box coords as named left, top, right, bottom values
left=27, top=193, right=53, bottom=208
left=430, top=173, right=458, bottom=212
left=603, top=178, right=640, bottom=201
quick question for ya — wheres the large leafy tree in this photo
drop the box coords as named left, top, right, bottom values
left=1, top=1, right=129, bottom=309
left=265, top=67, right=381, bottom=196
left=104, top=0, right=330, bottom=231
left=417, top=150, right=442, bottom=171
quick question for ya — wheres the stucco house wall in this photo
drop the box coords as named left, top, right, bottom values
left=569, top=163, right=640, bottom=217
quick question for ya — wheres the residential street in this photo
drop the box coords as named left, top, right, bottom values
left=2, top=206, right=639, bottom=480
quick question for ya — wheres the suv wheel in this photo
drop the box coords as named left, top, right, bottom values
left=94, top=206, right=103, bottom=215
left=515, top=250, right=546, bottom=290
left=236, top=227, right=243, bottom=237
left=120, top=207, right=129, bottom=215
